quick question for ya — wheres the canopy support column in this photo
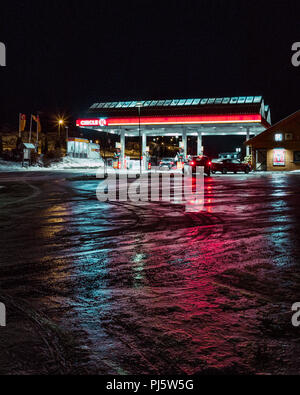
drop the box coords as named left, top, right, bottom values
left=246, top=128, right=251, bottom=157
left=120, top=130, right=125, bottom=169
left=182, top=129, right=187, bottom=160
left=142, top=132, right=147, bottom=171
left=197, top=131, right=203, bottom=156
left=142, top=133, right=147, bottom=157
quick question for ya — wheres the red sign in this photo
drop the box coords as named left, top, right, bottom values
left=105, top=114, right=262, bottom=126
left=76, top=119, right=107, bottom=127
left=273, top=149, right=286, bottom=166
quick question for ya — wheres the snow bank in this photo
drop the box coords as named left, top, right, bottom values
left=0, top=157, right=105, bottom=172
left=49, top=157, right=105, bottom=170
left=0, top=159, right=23, bottom=172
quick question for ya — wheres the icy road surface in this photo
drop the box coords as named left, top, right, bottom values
left=1, top=171, right=300, bottom=375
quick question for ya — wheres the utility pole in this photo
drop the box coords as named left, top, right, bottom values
left=29, top=115, right=32, bottom=143
left=136, top=102, right=143, bottom=175
left=18, top=113, right=21, bottom=138
left=36, top=116, right=39, bottom=153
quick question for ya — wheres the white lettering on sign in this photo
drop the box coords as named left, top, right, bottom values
left=77, top=119, right=107, bottom=127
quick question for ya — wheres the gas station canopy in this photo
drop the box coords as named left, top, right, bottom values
left=77, top=96, right=271, bottom=137
left=76, top=96, right=272, bottom=161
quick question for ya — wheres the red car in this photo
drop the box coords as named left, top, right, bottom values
left=212, top=159, right=251, bottom=174
left=185, top=156, right=212, bottom=176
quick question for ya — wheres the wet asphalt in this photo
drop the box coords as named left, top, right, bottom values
left=1, top=170, right=300, bottom=375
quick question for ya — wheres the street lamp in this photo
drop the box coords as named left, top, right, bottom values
left=58, top=119, right=64, bottom=138
left=136, top=102, right=144, bottom=174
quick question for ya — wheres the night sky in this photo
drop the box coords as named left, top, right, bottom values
left=0, top=0, right=300, bottom=129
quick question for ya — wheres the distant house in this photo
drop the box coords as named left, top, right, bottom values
left=246, top=110, right=300, bottom=171
left=22, top=143, right=36, bottom=163
left=67, top=138, right=101, bottom=159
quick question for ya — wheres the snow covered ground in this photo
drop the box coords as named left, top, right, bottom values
left=0, top=159, right=23, bottom=172
left=49, top=157, right=105, bottom=170
left=0, top=157, right=178, bottom=174
left=1, top=157, right=299, bottom=175
left=0, top=157, right=105, bottom=172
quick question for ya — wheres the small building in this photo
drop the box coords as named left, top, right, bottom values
left=67, top=138, right=101, bottom=159
left=246, top=110, right=300, bottom=171
left=22, top=143, right=36, bottom=165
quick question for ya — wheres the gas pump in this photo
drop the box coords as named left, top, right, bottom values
left=177, top=146, right=185, bottom=170
left=113, top=144, right=122, bottom=169
left=143, top=147, right=151, bottom=171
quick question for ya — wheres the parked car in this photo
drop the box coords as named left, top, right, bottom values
left=212, top=159, right=251, bottom=174
left=185, top=156, right=212, bottom=176
left=159, top=158, right=176, bottom=170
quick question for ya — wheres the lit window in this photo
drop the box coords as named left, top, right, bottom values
left=275, top=133, right=283, bottom=142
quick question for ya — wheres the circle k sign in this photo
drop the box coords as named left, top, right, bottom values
left=76, top=119, right=107, bottom=127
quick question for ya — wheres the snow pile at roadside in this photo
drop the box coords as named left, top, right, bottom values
left=0, top=159, right=23, bottom=171
left=49, top=157, right=105, bottom=169
left=0, top=157, right=105, bottom=172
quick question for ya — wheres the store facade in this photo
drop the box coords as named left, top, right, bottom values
left=246, top=110, right=300, bottom=171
